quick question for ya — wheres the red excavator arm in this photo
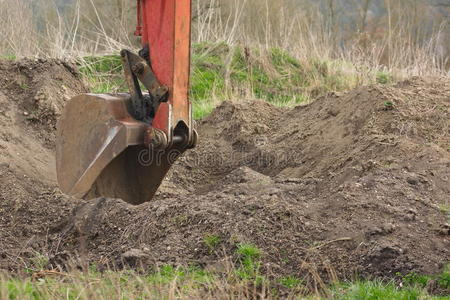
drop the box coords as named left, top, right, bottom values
left=56, top=0, right=196, bottom=204
left=136, top=0, right=195, bottom=147
left=138, top=0, right=193, bottom=144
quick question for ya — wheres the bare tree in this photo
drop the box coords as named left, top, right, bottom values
left=360, top=0, right=372, bottom=32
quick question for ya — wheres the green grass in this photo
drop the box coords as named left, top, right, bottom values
left=398, top=267, right=450, bottom=291
left=77, top=55, right=126, bottom=94
left=1, top=255, right=449, bottom=299
left=439, top=204, right=450, bottom=223
left=203, top=234, right=221, bottom=253
left=2, top=268, right=449, bottom=300
left=19, top=82, right=29, bottom=90
left=0, top=54, right=16, bottom=60
left=376, top=71, right=394, bottom=84
left=329, top=280, right=449, bottom=300
left=189, top=43, right=357, bottom=118
left=235, top=243, right=262, bottom=261
left=234, top=243, right=264, bottom=284
left=77, top=42, right=366, bottom=120
left=1, top=267, right=216, bottom=299
left=279, top=276, right=303, bottom=289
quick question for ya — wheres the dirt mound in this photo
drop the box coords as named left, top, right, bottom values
left=0, top=59, right=86, bottom=270
left=0, top=59, right=448, bottom=285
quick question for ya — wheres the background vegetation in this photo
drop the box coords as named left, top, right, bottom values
left=1, top=0, right=449, bottom=117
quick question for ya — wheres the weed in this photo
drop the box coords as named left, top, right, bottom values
left=77, top=55, right=126, bottom=94
left=203, top=234, right=221, bottom=253
left=331, top=280, right=430, bottom=300
left=401, top=272, right=430, bottom=287
left=172, top=215, right=189, bottom=226
left=5, top=280, right=40, bottom=300
left=234, top=243, right=264, bottom=284
left=79, top=55, right=123, bottom=73
left=376, top=71, right=393, bottom=84
left=399, top=266, right=450, bottom=291
left=279, top=276, right=303, bottom=289
left=19, top=83, right=29, bottom=90
left=27, top=252, right=49, bottom=272
left=439, top=204, right=450, bottom=223
left=384, top=101, right=395, bottom=110
left=437, top=267, right=450, bottom=289
left=192, top=100, right=217, bottom=120
left=147, top=265, right=185, bottom=284
left=270, top=48, right=301, bottom=68
left=0, top=54, right=16, bottom=60
left=236, top=243, right=262, bottom=261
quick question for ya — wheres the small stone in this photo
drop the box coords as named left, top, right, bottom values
left=368, top=226, right=384, bottom=236
left=253, top=124, right=269, bottom=134
left=23, top=111, right=29, bottom=116
left=122, top=249, right=148, bottom=260
left=404, top=208, right=417, bottom=221
left=438, top=224, right=450, bottom=236
left=382, top=223, right=395, bottom=233
left=407, top=177, right=418, bottom=185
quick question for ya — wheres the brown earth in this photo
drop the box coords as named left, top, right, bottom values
left=0, top=59, right=449, bottom=287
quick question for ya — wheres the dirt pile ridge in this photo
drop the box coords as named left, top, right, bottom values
left=0, top=59, right=449, bottom=285
left=0, top=59, right=86, bottom=270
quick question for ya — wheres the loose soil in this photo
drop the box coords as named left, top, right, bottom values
left=0, top=59, right=449, bottom=288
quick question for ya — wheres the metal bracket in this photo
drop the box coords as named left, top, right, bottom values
left=120, top=48, right=168, bottom=124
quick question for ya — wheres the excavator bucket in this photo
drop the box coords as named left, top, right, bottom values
left=56, top=0, right=196, bottom=205
left=56, top=93, right=182, bottom=205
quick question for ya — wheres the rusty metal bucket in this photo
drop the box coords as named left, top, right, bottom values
left=56, top=93, right=183, bottom=205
